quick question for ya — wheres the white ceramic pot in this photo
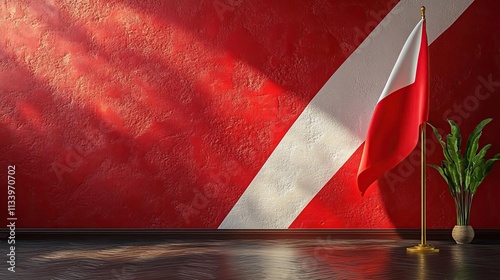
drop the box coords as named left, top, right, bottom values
left=452, top=225, right=475, bottom=244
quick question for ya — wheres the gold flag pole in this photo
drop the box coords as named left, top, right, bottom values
left=407, top=6, right=439, bottom=254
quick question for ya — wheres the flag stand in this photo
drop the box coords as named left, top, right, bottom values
left=407, top=6, right=439, bottom=254
left=407, top=123, right=439, bottom=253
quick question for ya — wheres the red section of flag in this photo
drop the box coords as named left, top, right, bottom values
left=357, top=20, right=429, bottom=193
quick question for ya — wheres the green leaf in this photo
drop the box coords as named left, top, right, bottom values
left=428, top=123, right=452, bottom=163
left=447, top=162, right=461, bottom=190
left=470, top=154, right=500, bottom=194
left=446, top=133, right=465, bottom=186
left=465, top=118, right=492, bottom=163
left=467, top=131, right=482, bottom=166
left=470, top=166, right=483, bottom=193
left=448, top=119, right=462, bottom=153
left=483, top=154, right=500, bottom=177
left=473, top=144, right=491, bottom=164
left=464, top=168, right=471, bottom=189
left=428, top=164, right=450, bottom=187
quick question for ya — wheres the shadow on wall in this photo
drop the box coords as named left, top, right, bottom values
left=119, top=0, right=402, bottom=137
left=0, top=0, right=263, bottom=228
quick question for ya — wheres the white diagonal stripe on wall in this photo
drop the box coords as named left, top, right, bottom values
left=218, top=0, right=474, bottom=229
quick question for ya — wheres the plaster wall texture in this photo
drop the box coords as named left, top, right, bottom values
left=0, top=0, right=499, bottom=229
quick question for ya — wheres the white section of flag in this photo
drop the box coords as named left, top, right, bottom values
left=378, top=19, right=423, bottom=102
left=219, top=0, right=474, bottom=229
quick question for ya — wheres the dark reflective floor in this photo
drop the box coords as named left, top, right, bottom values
left=3, top=238, right=500, bottom=279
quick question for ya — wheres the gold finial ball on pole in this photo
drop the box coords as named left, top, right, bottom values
left=421, top=6, right=426, bottom=19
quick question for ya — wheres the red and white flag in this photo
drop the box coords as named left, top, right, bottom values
left=357, top=18, right=429, bottom=192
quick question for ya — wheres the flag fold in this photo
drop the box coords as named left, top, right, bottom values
left=357, top=19, right=429, bottom=193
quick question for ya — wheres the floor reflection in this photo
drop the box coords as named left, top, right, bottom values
left=9, top=238, right=500, bottom=279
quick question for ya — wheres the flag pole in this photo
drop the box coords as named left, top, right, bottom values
left=407, top=6, right=439, bottom=254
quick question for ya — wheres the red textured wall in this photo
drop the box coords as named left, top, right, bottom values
left=1, top=0, right=499, bottom=229
left=292, top=0, right=500, bottom=229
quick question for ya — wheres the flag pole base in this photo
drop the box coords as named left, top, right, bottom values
left=407, top=244, right=439, bottom=253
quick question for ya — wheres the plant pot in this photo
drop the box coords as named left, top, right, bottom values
left=452, top=225, right=475, bottom=244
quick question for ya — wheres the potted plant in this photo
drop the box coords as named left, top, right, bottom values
left=428, top=118, right=500, bottom=244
